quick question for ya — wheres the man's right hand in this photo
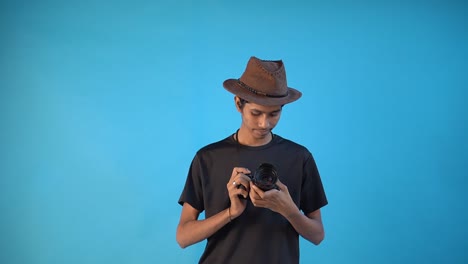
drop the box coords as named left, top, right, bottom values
left=226, top=167, right=251, bottom=219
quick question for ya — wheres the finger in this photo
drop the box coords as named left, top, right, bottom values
left=250, top=182, right=265, bottom=199
left=237, top=167, right=251, bottom=175
left=250, top=193, right=267, bottom=208
left=262, top=189, right=280, bottom=201
left=232, top=186, right=249, bottom=199
left=275, top=179, right=287, bottom=192
left=240, top=190, right=249, bottom=199
left=230, top=167, right=251, bottom=179
left=230, top=173, right=250, bottom=187
left=236, top=175, right=252, bottom=189
left=230, top=177, right=250, bottom=190
left=249, top=185, right=260, bottom=199
left=229, top=174, right=250, bottom=187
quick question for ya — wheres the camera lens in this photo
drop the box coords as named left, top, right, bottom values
left=253, top=163, right=278, bottom=191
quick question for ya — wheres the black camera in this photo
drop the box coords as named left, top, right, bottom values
left=247, top=163, right=279, bottom=191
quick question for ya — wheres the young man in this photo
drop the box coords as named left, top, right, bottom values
left=177, top=56, right=328, bottom=264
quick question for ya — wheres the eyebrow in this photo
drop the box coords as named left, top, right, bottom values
left=251, top=108, right=282, bottom=114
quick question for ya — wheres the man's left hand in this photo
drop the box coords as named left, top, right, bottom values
left=249, top=179, right=299, bottom=217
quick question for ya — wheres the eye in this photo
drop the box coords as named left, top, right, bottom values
left=251, top=111, right=261, bottom=116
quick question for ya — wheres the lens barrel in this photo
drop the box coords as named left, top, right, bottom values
left=252, top=163, right=278, bottom=191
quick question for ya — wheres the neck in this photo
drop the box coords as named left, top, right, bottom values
left=235, top=128, right=273, bottom=147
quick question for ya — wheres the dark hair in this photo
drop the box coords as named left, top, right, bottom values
left=236, top=96, right=284, bottom=109
left=237, top=97, right=249, bottom=109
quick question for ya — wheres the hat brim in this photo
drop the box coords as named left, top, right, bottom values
left=223, top=79, right=302, bottom=106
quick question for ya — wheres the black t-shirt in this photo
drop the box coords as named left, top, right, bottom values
left=178, top=134, right=328, bottom=264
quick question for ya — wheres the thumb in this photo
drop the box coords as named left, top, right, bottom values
left=276, top=179, right=287, bottom=191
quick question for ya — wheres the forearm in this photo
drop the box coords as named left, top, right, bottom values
left=176, top=208, right=231, bottom=248
left=284, top=208, right=325, bottom=245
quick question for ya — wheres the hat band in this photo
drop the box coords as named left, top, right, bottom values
left=237, top=79, right=288, bottom=98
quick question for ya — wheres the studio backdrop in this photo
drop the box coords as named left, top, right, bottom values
left=1, top=1, right=467, bottom=263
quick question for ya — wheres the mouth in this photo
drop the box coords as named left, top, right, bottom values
left=254, top=129, right=270, bottom=136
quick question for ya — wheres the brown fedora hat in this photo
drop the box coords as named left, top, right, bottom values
left=223, top=56, right=302, bottom=106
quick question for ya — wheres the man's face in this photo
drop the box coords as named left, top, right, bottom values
left=237, top=98, right=282, bottom=140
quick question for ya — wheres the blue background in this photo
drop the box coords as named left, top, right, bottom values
left=2, top=1, right=467, bottom=263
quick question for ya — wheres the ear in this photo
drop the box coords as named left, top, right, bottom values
left=234, top=96, right=242, bottom=113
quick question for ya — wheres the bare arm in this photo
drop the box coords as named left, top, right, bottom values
left=249, top=180, right=325, bottom=245
left=176, top=202, right=231, bottom=248
left=284, top=208, right=325, bottom=245
left=176, top=167, right=252, bottom=248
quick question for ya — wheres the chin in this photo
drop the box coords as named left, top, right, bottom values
left=253, top=130, right=270, bottom=138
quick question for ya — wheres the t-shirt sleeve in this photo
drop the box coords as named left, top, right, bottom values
left=178, top=154, right=205, bottom=212
left=300, top=151, right=328, bottom=214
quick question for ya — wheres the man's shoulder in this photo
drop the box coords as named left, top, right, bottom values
left=275, top=134, right=309, bottom=151
left=196, top=135, right=233, bottom=155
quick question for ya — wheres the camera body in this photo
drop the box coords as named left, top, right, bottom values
left=247, top=163, right=279, bottom=191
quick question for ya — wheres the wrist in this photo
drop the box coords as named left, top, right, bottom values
left=227, top=207, right=233, bottom=222
left=284, top=206, right=301, bottom=220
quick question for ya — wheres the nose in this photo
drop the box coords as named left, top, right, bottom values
left=258, top=115, right=270, bottom=129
